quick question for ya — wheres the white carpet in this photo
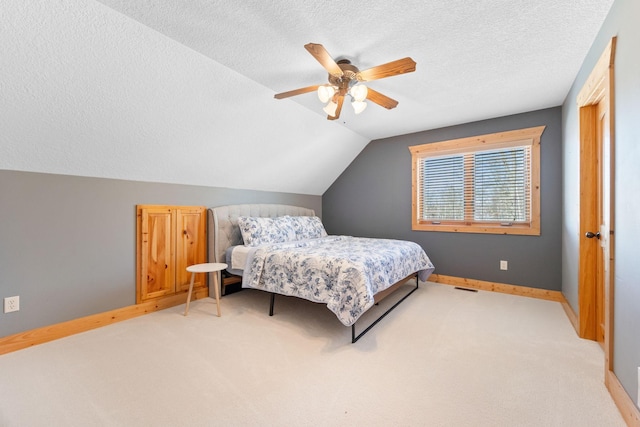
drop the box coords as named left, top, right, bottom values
left=0, top=282, right=626, bottom=426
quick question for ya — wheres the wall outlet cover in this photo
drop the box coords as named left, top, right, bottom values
left=4, top=296, right=19, bottom=313
left=500, top=260, right=508, bottom=270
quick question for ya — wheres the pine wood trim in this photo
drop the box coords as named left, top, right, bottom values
left=606, top=369, right=640, bottom=426
left=408, top=223, right=542, bottom=236
left=408, top=126, right=546, bottom=155
left=560, top=299, right=580, bottom=335
left=410, top=126, right=544, bottom=236
left=0, top=288, right=209, bottom=356
left=429, top=274, right=565, bottom=302
left=577, top=38, right=616, bottom=106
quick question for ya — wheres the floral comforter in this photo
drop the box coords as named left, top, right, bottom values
left=242, top=236, right=435, bottom=326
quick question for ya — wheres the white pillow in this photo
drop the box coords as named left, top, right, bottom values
left=286, top=216, right=328, bottom=240
left=237, top=216, right=296, bottom=246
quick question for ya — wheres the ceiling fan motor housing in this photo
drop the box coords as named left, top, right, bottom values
left=328, top=59, right=361, bottom=93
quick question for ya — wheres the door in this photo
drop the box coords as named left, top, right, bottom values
left=579, top=103, right=606, bottom=346
left=577, top=37, right=615, bottom=369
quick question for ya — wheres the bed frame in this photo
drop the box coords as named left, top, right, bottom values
left=208, top=204, right=421, bottom=343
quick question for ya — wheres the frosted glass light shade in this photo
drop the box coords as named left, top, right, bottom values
left=323, top=101, right=338, bottom=116
left=317, top=85, right=336, bottom=103
left=350, top=84, right=368, bottom=102
left=352, top=100, right=367, bottom=114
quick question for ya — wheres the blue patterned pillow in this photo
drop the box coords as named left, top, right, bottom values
left=286, top=216, right=328, bottom=240
left=237, top=216, right=296, bottom=246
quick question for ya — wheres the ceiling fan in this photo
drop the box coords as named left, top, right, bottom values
left=274, top=43, right=416, bottom=120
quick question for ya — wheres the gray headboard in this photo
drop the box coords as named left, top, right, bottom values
left=208, top=204, right=316, bottom=264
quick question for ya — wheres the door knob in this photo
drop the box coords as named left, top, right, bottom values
left=585, top=231, right=601, bottom=239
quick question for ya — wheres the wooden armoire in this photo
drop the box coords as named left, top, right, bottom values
left=136, top=205, right=206, bottom=303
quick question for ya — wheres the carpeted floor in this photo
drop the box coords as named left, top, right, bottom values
left=0, top=281, right=626, bottom=426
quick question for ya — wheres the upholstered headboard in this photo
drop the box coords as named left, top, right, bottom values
left=208, top=204, right=316, bottom=264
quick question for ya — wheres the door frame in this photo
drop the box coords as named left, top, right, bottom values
left=577, top=37, right=616, bottom=373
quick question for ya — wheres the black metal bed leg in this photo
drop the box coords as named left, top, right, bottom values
left=269, top=293, right=275, bottom=316
left=351, top=275, right=420, bottom=343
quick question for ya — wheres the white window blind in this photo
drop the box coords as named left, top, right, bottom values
left=420, top=155, right=465, bottom=221
left=418, top=145, right=531, bottom=224
left=410, top=126, right=544, bottom=235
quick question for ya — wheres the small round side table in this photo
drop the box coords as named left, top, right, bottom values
left=184, top=262, right=228, bottom=317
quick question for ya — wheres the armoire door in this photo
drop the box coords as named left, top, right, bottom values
left=175, top=207, right=207, bottom=293
left=138, top=207, right=176, bottom=302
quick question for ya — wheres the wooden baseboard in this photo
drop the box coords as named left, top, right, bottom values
left=429, top=274, right=566, bottom=302
left=0, top=287, right=209, bottom=356
left=560, top=299, right=580, bottom=335
left=607, top=369, right=640, bottom=426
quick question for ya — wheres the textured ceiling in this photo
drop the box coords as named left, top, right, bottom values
left=0, top=1, right=614, bottom=195
left=97, top=0, right=614, bottom=139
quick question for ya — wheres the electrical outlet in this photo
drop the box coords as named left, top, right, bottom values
left=500, top=260, right=508, bottom=271
left=4, top=296, right=19, bottom=313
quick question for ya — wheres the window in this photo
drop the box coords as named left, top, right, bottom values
left=409, top=126, right=544, bottom=235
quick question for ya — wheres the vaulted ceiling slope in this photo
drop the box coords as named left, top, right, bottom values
left=0, top=1, right=613, bottom=195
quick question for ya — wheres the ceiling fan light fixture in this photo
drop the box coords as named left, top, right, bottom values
left=317, top=85, right=336, bottom=103
left=352, top=100, right=367, bottom=115
left=350, top=84, right=368, bottom=102
left=323, top=100, right=339, bottom=116
left=273, top=43, right=415, bottom=120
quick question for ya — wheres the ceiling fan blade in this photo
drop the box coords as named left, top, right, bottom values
left=357, top=57, right=416, bottom=81
left=274, top=85, right=320, bottom=99
left=366, top=88, right=399, bottom=110
left=327, top=95, right=345, bottom=120
left=304, top=43, right=344, bottom=77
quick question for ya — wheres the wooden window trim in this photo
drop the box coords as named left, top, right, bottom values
left=409, top=126, right=545, bottom=235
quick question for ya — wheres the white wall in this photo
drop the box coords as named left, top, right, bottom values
left=562, top=0, right=640, bottom=408
left=0, top=0, right=369, bottom=196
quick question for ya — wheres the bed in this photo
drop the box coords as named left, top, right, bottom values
left=208, top=204, right=434, bottom=342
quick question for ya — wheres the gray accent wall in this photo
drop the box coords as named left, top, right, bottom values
left=0, top=170, right=320, bottom=337
left=562, top=0, right=640, bottom=410
left=322, top=107, right=562, bottom=291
